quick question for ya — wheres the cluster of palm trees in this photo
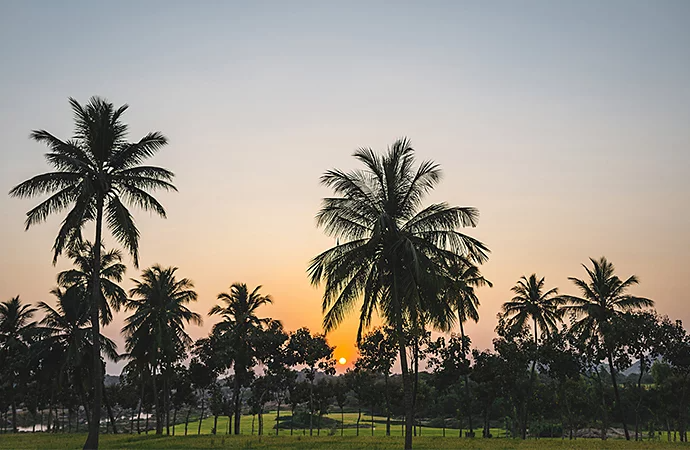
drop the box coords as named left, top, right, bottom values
left=308, top=138, right=657, bottom=448
left=1, top=97, right=668, bottom=450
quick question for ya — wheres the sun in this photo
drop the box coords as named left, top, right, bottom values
left=338, top=357, right=347, bottom=365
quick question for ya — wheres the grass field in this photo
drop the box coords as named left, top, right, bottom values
left=166, top=411, right=505, bottom=437
left=1, top=434, right=690, bottom=449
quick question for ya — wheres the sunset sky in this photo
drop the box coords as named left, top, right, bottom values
left=0, top=1, right=688, bottom=375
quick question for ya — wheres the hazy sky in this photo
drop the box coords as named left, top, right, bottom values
left=1, top=1, right=688, bottom=374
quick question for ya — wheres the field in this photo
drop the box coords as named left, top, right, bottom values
left=2, top=412, right=689, bottom=449
left=1, top=434, right=689, bottom=449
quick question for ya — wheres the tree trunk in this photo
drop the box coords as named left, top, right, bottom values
left=276, top=398, right=281, bottom=436
left=459, top=320, right=474, bottom=436
left=103, top=384, right=118, bottom=434
left=309, top=377, right=314, bottom=436
left=212, top=415, right=218, bottom=434
left=172, top=406, right=177, bottom=436
left=290, top=405, right=294, bottom=435
left=198, top=389, right=205, bottom=435
left=371, top=404, right=375, bottom=436
left=385, top=373, right=391, bottom=436
left=12, top=398, right=17, bottom=433
left=356, top=407, right=361, bottom=436
left=607, top=351, right=630, bottom=440
left=84, top=198, right=104, bottom=450
left=152, top=367, right=162, bottom=434
left=233, top=368, right=242, bottom=435
left=136, top=382, right=143, bottom=434
left=185, top=408, right=190, bottom=436
left=391, top=274, right=414, bottom=450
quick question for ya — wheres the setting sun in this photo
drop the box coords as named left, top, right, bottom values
left=338, top=357, right=347, bottom=365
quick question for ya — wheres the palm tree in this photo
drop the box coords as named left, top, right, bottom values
left=501, top=274, right=564, bottom=438
left=442, top=259, right=491, bottom=436
left=209, top=283, right=273, bottom=434
left=561, top=257, right=654, bottom=441
left=37, top=287, right=120, bottom=430
left=0, top=296, right=38, bottom=432
left=9, top=96, right=175, bottom=449
left=308, top=138, right=489, bottom=449
left=502, top=274, right=563, bottom=348
left=57, top=241, right=127, bottom=325
left=123, top=265, right=201, bottom=435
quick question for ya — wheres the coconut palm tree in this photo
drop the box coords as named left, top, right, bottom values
left=0, top=296, right=38, bottom=432
left=57, top=241, right=127, bottom=325
left=37, top=287, right=119, bottom=429
left=209, top=283, right=274, bottom=434
left=308, top=138, right=489, bottom=449
left=502, top=274, right=564, bottom=348
left=123, top=265, right=201, bottom=435
left=561, top=257, right=654, bottom=441
left=9, top=96, right=175, bottom=449
left=442, top=259, right=491, bottom=436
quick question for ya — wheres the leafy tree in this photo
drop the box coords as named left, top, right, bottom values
left=287, top=327, right=335, bottom=436
left=123, top=265, right=201, bottom=434
left=209, top=283, right=274, bottom=434
left=9, top=96, right=175, bottom=449
left=562, top=257, right=654, bottom=440
left=309, top=138, right=489, bottom=449
left=356, top=327, right=397, bottom=435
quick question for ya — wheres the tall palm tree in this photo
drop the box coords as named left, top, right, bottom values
left=308, top=138, right=489, bottom=449
left=123, top=265, right=201, bottom=435
left=210, top=283, right=273, bottom=434
left=442, top=259, right=491, bottom=436
left=561, top=257, right=654, bottom=441
left=502, top=274, right=563, bottom=348
left=9, top=96, right=175, bottom=449
left=57, top=241, right=127, bottom=325
left=0, top=296, right=38, bottom=432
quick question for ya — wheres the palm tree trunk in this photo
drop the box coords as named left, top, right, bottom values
left=233, top=368, right=242, bottom=434
left=607, top=351, right=630, bottom=440
left=84, top=196, right=104, bottom=450
left=397, top=319, right=414, bottom=449
left=391, top=273, right=414, bottom=450
left=385, top=373, right=391, bottom=436
left=309, top=376, right=314, bottom=436
left=103, top=384, right=118, bottom=434
left=459, top=320, right=473, bottom=436
left=136, top=382, right=143, bottom=434
left=152, top=367, right=162, bottom=434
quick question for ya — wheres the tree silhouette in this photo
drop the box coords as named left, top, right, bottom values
left=562, top=257, right=654, bottom=440
left=309, top=138, right=488, bottom=449
left=9, top=96, right=175, bottom=450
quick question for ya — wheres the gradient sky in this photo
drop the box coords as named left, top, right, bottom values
left=1, top=1, right=688, bottom=375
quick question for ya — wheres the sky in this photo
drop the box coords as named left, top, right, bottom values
left=0, top=1, right=688, bottom=375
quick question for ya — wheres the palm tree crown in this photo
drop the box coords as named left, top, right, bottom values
left=9, top=96, right=175, bottom=265
left=562, top=257, right=654, bottom=348
left=444, top=259, right=492, bottom=331
left=123, top=265, right=201, bottom=365
left=502, top=274, right=564, bottom=342
left=57, top=240, right=127, bottom=325
left=0, top=296, right=38, bottom=347
left=210, top=283, right=273, bottom=335
left=309, top=138, right=489, bottom=339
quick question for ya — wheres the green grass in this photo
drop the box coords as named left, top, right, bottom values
left=168, top=411, right=503, bottom=437
left=1, top=434, right=689, bottom=449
